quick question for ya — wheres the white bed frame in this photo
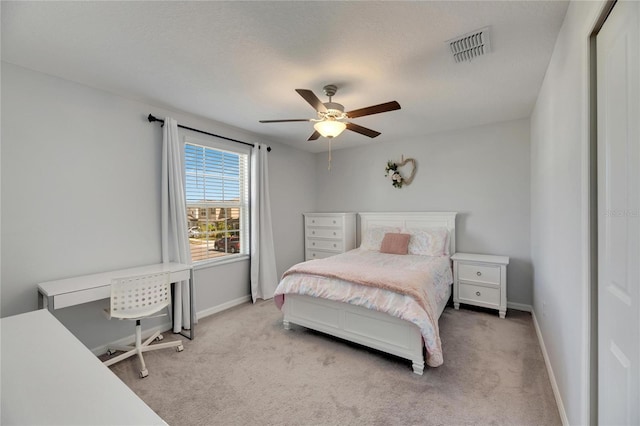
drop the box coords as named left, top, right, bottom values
left=282, top=212, right=457, bottom=375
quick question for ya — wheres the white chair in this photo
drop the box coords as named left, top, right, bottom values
left=103, top=272, right=183, bottom=378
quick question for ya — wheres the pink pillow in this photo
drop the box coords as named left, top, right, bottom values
left=380, top=233, right=411, bottom=255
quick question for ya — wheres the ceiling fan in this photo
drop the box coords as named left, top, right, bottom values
left=259, top=85, right=401, bottom=141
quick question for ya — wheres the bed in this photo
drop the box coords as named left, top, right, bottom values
left=274, top=212, right=457, bottom=375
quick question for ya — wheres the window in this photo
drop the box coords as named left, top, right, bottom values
left=185, top=140, right=249, bottom=263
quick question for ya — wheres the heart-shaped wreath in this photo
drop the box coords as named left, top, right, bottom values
left=385, top=158, right=417, bottom=188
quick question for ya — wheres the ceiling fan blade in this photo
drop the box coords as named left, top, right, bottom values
left=346, top=122, right=381, bottom=138
left=296, top=89, right=328, bottom=113
left=346, top=101, right=401, bottom=119
left=259, top=119, right=312, bottom=123
left=307, top=130, right=321, bottom=141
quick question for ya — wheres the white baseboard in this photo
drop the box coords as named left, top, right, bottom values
left=507, top=301, right=533, bottom=312
left=532, top=310, right=569, bottom=426
left=196, top=295, right=251, bottom=320
left=93, top=295, right=252, bottom=356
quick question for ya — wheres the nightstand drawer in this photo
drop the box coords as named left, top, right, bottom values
left=458, top=283, right=500, bottom=306
left=306, top=239, right=343, bottom=251
left=459, top=263, right=501, bottom=285
left=306, top=216, right=341, bottom=228
left=307, top=228, right=343, bottom=239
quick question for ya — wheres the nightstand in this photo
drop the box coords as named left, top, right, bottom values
left=451, top=252, right=509, bottom=318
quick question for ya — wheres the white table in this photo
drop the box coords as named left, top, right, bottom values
left=1, top=309, right=167, bottom=425
left=37, top=262, right=194, bottom=339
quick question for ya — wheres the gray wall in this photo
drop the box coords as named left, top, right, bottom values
left=530, top=1, right=604, bottom=424
left=0, top=62, right=315, bottom=349
left=314, top=118, right=532, bottom=305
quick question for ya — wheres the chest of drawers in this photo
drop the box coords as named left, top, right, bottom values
left=304, top=213, right=356, bottom=260
left=451, top=252, right=509, bottom=318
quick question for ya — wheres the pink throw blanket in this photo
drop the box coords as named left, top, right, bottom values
left=282, top=258, right=432, bottom=313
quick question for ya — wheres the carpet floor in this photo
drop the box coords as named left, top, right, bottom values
left=108, top=300, right=561, bottom=425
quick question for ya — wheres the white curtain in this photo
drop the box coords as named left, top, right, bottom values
left=161, top=117, right=194, bottom=332
left=250, top=144, right=278, bottom=302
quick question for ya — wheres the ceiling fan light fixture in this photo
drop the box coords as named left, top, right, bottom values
left=314, top=120, right=346, bottom=138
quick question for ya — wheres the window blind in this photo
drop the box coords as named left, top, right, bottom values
left=185, top=142, right=249, bottom=262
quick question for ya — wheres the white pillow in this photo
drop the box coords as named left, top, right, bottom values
left=360, top=226, right=401, bottom=251
left=404, top=227, right=450, bottom=256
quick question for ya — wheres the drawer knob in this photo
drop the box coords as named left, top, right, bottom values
left=333, top=244, right=337, bottom=247
left=333, top=232, right=336, bottom=236
left=312, top=220, right=315, bottom=223
left=313, top=253, right=316, bottom=257
left=312, top=231, right=315, bottom=235
left=333, top=220, right=336, bottom=224
left=476, top=291, right=481, bottom=296
left=476, top=271, right=482, bottom=276
left=312, top=242, right=315, bottom=246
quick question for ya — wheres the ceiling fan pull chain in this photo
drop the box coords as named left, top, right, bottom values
left=328, top=140, right=332, bottom=171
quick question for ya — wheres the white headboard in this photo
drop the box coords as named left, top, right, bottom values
left=358, top=212, right=458, bottom=255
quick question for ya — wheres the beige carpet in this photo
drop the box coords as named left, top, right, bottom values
left=107, top=300, right=561, bottom=425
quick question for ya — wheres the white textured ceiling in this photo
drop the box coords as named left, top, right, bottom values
left=1, top=1, right=568, bottom=153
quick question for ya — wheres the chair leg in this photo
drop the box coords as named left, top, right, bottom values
left=135, top=321, right=148, bottom=378
left=141, top=340, right=184, bottom=353
left=142, top=330, right=162, bottom=347
left=103, top=347, right=137, bottom=367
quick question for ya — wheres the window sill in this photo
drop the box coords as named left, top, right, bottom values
left=192, top=254, right=249, bottom=271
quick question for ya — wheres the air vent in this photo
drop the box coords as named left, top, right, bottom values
left=447, top=27, right=491, bottom=63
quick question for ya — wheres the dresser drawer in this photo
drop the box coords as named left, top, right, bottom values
left=458, top=263, right=501, bottom=286
left=458, top=283, right=500, bottom=307
left=307, top=228, right=343, bottom=239
left=307, top=239, right=343, bottom=251
left=306, top=250, right=335, bottom=260
left=305, top=216, right=342, bottom=228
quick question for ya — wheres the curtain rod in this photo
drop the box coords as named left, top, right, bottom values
left=147, top=114, right=271, bottom=152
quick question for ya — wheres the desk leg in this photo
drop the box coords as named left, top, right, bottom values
left=38, top=290, right=54, bottom=313
left=176, top=269, right=195, bottom=341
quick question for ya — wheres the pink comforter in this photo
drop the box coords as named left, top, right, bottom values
left=282, top=257, right=432, bottom=313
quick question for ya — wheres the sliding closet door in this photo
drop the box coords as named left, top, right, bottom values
left=597, top=1, right=640, bottom=424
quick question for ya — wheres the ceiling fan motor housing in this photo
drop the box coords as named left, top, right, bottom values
left=322, top=102, right=346, bottom=121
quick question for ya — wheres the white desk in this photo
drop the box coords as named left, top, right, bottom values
left=37, top=262, right=194, bottom=339
left=1, top=309, right=167, bottom=425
